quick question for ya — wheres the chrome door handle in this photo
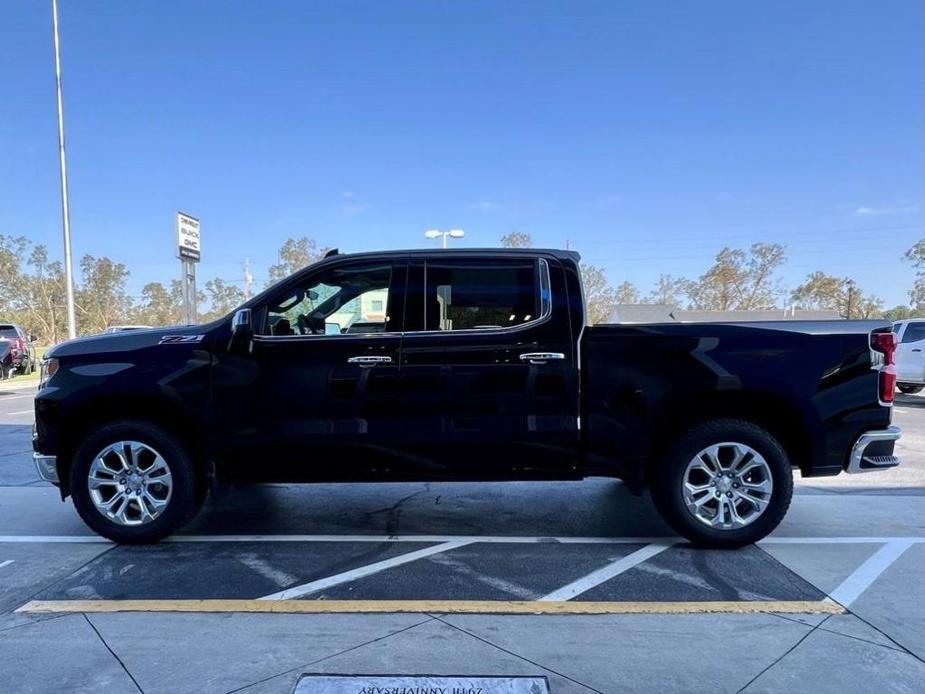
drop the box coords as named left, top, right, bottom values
left=519, top=352, right=566, bottom=364
left=347, top=355, right=393, bottom=365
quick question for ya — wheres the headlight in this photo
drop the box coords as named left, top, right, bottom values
left=39, top=358, right=59, bottom=389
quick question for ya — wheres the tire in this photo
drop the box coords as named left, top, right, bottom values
left=69, top=420, right=203, bottom=543
left=651, top=419, right=793, bottom=549
left=898, top=384, right=924, bottom=395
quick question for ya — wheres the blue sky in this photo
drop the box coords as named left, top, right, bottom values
left=1, top=1, right=922, bottom=306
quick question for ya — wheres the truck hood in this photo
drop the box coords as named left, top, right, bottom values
left=45, top=323, right=219, bottom=359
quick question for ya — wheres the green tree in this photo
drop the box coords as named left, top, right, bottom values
left=883, top=305, right=918, bottom=322
left=0, top=233, right=28, bottom=316
left=134, top=281, right=182, bottom=327
left=686, top=243, right=786, bottom=310
left=790, top=272, right=882, bottom=318
left=905, top=238, right=925, bottom=310
left=202, top=277, right=245, bottom=321
left=500, top=231, right=533, bottom=248
left=75, top=255, right=132, bottom=333
left=268, top=237, right=328, bottom=284
left=581, top=264, right=619, bottom=324
left=23, top=245, right=68, bottom=343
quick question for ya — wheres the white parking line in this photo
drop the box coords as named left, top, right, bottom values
left=258, top=540, right=473, bottom=600
left=0, top=534, right=922, bottom=545
left=827, top=538, right=917, bottom=607
left=539, top=543, right=673, bottom=601
left=0, top=559, right=13, bottom=569
left=5, top=409, right=34, bottom=416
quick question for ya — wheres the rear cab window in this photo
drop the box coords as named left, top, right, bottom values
left=405, top=257, right=551, bottom=332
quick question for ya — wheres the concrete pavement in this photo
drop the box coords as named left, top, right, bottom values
left=1, top=384, right=923, bottom=693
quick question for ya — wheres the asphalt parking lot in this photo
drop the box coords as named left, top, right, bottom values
left=1, top=381, right=923, bottom=693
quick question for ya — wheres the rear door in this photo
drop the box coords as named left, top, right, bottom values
left=895, top=320, right=925, bottom=383
left=397, top=254, right=579, bottom=478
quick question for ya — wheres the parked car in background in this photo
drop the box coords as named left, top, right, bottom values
left=893, top=319, right=925, bottom=394
left=33, top=248, right=900, bottom=547
left=0, top=338, right=13, bottom=380
left=0, top=323, right=36, bottom=375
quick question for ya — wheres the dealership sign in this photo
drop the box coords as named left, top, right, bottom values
left=176, top=212, right=201, bottom=261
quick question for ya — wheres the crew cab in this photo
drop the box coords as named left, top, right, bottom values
left=32, top=248, right=901, bottom=546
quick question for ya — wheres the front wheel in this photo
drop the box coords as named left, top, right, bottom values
left=69, top=421, right=203, bottom=543
left=898, top=384, right=924, bottom=395
left=651, top=419, right=793, bottom=548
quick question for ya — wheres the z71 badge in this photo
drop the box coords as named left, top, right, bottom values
left=158, top=335, right=205, bottom=344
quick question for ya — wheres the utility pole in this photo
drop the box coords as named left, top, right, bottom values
left=846, top=279, right=856, bottom=319
left=51, top=0, right=77, bottom=339
left=243, top=258, right=254, bottom=300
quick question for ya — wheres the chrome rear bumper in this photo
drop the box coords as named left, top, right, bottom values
left=33, top=453, right=59, bottom=484
left=846, top=426, right=901, bottom=474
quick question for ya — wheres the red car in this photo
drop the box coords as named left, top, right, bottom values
left=0, top=323, right=37, bottom=376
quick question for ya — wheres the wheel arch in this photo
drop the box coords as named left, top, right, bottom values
left=645, top=390, right=818, bottom=486
left=55, top=393, right=209, bottom=497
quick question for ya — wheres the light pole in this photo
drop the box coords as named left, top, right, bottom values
left=424, top=228, right=465, bottom=249
left=51, top=0, right=77, bottom=339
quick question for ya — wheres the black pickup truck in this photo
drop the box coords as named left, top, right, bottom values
left=33, top=248, right=900, bottom=546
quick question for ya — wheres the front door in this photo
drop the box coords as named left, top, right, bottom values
left=396, top=254, right=579, bottom=478
left=214, top=257, right=407, bottom=481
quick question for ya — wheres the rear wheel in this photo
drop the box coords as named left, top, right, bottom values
left=898, top=384, right=923, bottom=394
left=69, top=420, right=203, bottom=543
left=651, top=419, right=793, bottom=548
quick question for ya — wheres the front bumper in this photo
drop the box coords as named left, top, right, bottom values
left=846, top=426, right=901, bottom=474
left=33, top=453, right=59, bottom=484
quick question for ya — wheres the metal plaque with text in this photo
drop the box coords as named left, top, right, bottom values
left=293, top=675, right=550, bottom=694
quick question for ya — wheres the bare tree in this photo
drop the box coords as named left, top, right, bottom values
left=647, top=274, right=688, bottom=308
left=615, top=280, right=640, bottom=304
left=500, top=231, right=533, bottom=248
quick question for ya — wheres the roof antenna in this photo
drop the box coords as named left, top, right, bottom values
left=324, top=248, right=339, bottom=258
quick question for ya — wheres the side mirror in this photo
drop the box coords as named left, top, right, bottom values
left=231, top=308, right=253, bottom=348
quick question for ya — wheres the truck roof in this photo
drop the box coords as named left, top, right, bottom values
left=320, top=247, right=581, bottom=264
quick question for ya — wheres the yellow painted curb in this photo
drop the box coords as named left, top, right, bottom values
left=16, top=599, right=845, bottom=615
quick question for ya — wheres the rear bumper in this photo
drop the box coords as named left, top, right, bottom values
left=846, top=426, right=901, bottom=474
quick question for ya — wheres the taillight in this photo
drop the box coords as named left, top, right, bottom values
left=13, top=337, right=24, bottom=354
left=871, top=331, right=896, bottom=404
left=871, top=332, right=896, bottom=365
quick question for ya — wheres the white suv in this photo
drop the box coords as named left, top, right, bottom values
left=893, top=319, right=925, bottom=394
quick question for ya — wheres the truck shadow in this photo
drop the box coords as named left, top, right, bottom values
left=186, top=479, right=675, bottom=538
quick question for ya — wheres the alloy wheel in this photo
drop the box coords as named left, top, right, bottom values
left=87, top=440, right=173, bottom=526
left=682, top=442, right=774, bottom=530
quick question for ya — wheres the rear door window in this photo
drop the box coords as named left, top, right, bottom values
left=417, top=259, right=544, bottom=331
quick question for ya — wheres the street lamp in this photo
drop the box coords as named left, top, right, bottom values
left=424, top=228, right=465, bottom=249
left=51, top=0, right=77, bottom=339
